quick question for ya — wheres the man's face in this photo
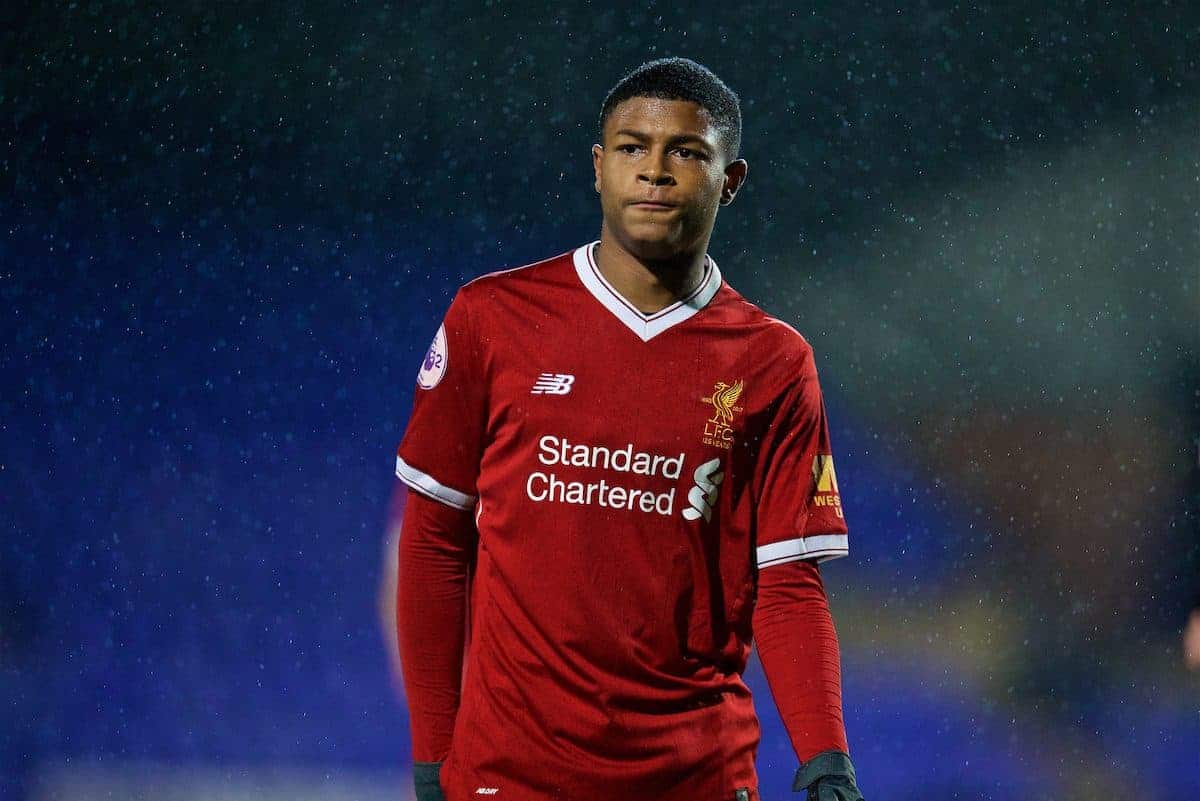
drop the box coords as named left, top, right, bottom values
left=593, top=96, right=746, bottom=261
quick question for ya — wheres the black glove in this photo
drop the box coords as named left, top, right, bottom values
left=792, top=750, right=865, bottom=801
left=413, top=761, right=445, bottom=801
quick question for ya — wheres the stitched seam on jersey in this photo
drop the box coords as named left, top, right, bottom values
left=759, top=549, right=849, bottom=568
left=457, top=286, right=491, bottom=445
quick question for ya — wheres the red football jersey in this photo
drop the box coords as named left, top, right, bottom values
left=396, top=242, right=849, bottom=801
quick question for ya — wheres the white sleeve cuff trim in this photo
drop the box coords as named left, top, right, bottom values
left=757, top=535, right=849, bottom=568
left=395, top=455, right=476, bottom=511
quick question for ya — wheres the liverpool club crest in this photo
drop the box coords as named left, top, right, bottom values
left=701, top=379, right=744, bottom=449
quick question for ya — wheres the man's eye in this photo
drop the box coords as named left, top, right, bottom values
left=618, top=144, right=641, bottom=153
left=675, top=148, right=695, bottom=159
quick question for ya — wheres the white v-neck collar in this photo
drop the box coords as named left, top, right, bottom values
left=572, top=241, right=723, bottom=342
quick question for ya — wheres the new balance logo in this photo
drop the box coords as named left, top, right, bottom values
left=531, top=373, right=575, bottom=395
left=682, top=457, right=723, bottom=522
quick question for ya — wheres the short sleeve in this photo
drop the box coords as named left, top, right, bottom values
left=395, top=290, right=487, bottom=510
left=752, top=355, right=849, bottom=569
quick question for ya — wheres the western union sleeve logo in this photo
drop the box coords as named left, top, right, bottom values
left=812, top=453, right=839, bottom=492
left=811, top=454, right=843, bottom=518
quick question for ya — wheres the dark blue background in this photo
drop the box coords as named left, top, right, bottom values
left=4, top=3, right=1198, bottom=799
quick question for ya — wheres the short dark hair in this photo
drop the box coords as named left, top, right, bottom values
left=598, top=57, right=742, bottom=163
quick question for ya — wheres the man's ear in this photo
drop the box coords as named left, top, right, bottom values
left=592, top=143, right=604, bottom=194
left=720, top=159, right=748, bottom=206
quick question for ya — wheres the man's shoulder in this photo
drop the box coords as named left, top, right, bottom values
left=713, top=283, right=815, bottom=362
left=458, top=246, right=578, bottom=302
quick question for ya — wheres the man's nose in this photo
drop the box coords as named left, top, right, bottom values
left=641, top=171, right=673, bottom=185
left=638, top=152, right=674, bottom=185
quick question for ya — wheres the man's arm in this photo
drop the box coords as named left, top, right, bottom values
left=753, top=558, right=864, bottom=800
left=396, top=490, right=477, bottom=795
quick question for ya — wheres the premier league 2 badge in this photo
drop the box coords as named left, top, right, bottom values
left=417, top=324, right=448, bottom=390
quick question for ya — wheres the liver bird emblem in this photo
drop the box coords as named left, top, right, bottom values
left=704, top=379, right=745, bottom=424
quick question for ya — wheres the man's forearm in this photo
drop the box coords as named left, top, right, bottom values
left=752, top=558, right=849, bottom=761
left=396, top=490, right=476, bottom=762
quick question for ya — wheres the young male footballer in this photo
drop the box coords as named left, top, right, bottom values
left=394, top=57, right=866, bottom=801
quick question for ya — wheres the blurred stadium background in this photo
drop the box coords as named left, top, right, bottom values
left=3, top=2, right=1197, bottom=799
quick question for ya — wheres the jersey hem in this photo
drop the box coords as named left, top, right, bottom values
left=756, top=534, right=849, bottom=568
left=395, top=455, right=476, bottom=510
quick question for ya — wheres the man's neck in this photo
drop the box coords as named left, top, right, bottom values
left=593, top=230, right=710, bottom=315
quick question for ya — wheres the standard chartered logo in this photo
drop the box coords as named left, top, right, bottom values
left=523, top=435, right=727, bottom=523
left=682, top=458, right=723, bottom=522
left=525, top=435, right=683, bottom=516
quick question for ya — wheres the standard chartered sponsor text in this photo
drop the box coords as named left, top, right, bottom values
left=527, top=435, right=684, bottom=515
